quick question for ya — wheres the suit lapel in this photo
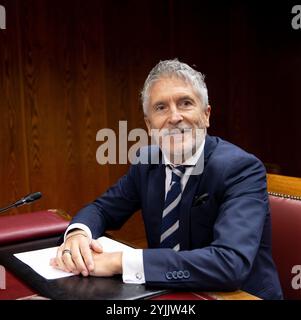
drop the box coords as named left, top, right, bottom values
left=178, top=135, right=218, bottom=250
left=147, top=163, right=166, bottom=248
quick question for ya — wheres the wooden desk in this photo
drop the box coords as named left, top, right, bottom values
left=205, top=290, right=260, bottom=300
left=14, top=290, right=260, bottom=300
left=150, top=290, right=260, bottom=301
left=0, top=230, right=260, bottom=300
left=0, top=237, right=260, bottom=300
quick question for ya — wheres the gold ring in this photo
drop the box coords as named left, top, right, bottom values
left=62, top=249, right=72, bottom=256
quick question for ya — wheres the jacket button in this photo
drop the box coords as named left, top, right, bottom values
left=183, top=270, right=190, bottom=279
left=172, top=271, right=178, bottom=279
left=166, top=271, right=173, bottom=280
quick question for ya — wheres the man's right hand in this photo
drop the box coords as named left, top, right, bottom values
left=50, top=230, right=103, bottom=276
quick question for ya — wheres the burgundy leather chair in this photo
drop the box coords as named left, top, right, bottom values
left=269, top=193, right=301, bottom=300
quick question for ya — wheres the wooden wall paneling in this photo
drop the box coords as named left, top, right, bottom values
left=0, top=0, right=30, bottom=214
left=49, top=1, right=81, bottom=215
left=249, top=2, right=301, bottom=177
left=102, top=0, right=133, bottom=185
left=71, top=0, right=110, bottom=214
left=169, top=1, right=230, bottom=138
left=17, top=0, right=110, bottom=216
left=44, top=0, right=96, bottom=216
left=227, top=3, right=258, bottom=152
left=17, top=1, right=74, bottom=215
left=17, top=0, right=66, bottom=213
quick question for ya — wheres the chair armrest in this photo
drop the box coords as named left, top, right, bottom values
left=0, top=210, right=70, bottom=246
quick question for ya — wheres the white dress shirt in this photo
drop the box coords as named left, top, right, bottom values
left=65, top=140, right=205, bottom=284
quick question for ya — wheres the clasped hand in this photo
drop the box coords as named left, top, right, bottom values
left=50, top=232, right=122, bottom=277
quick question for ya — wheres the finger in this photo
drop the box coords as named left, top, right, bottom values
left=70, top=242, right=89, bottom=276
left=90, top=239, right=103, bottom=253
left=79, top=240, right=96, bottom=273
left=49, top=258, right=57, bottom=267
left=62, top=247, right=78, bottom=274
left=55, top=245, right=69, bottom=272
left=61, top=249, right=78, bottom=274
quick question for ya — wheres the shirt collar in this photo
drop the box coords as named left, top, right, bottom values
left=162, top=138, right=205, bottom=167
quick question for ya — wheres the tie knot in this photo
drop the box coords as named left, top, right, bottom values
left=171, top=165, right=186, bottom=183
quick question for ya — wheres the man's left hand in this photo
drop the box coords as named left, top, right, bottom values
left=89, top=251, right=123, bottom=277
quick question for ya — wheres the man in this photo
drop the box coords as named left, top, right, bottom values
left=51, top=59, right=283, bottom=299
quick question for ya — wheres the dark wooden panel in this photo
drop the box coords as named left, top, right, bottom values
left=66, top=0, right=110, bottom=210
left=0, top=0, right=30, bottom=214
left=16, top=0, right=110, bottom=216
left=248, top=2, right=301, bottom=177
left=17, top=0, right=72, bottom=214
left=227, top=3, right=258, bottom=151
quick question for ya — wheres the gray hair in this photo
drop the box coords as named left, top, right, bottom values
left=141, top=59, right=209, bottom=115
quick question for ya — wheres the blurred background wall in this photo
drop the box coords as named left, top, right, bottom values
left=0, top=0, right=300, bottom=243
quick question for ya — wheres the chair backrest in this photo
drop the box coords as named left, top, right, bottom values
left=267, top=174, right=301, bottom=300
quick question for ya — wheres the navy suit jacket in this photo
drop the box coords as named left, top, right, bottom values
left=71, top=135, right=283, bottom=299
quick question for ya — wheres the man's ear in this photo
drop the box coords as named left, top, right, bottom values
left=144, top=117, right=152, bottom=136
left=204, top=105, right=211, bottom=128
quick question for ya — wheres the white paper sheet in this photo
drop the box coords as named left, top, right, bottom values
left=13, top=236, right=134, bottom=280
left=14, top=246, right=73, bottom=280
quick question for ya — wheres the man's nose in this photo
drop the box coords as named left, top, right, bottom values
left=168, top=107, right=183, bottom=124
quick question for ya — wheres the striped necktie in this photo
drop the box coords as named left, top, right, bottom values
left=160, top=165, right=186, bottom=251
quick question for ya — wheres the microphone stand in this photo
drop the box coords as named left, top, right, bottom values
left=0, top=202, right=19, bottom=214
left=0, top=192, right=42, bottom=216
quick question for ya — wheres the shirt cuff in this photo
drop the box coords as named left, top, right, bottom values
left=64, top=223, right=92, bottom=242
left=122, top=249, right=145, bottom=284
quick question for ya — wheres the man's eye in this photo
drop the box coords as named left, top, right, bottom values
left=155, top=105, right=166, bottom=111
left=181, top=100, right=192, bottom=107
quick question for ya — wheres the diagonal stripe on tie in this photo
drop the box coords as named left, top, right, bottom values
left=160, top=220, right=179, bottom=242
left=160, top=165, right=185, bottom=251
left=163, top=193, right=182, bottom=218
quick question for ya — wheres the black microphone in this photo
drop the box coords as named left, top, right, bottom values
left=0, top=192, right=42, bottom=214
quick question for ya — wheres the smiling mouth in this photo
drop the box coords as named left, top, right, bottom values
left=163, top=128, right=192, bottom=136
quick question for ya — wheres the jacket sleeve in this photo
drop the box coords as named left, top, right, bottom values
left=69, top=164, right=141, bottom=239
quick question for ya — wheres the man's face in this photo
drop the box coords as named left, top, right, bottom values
left=144, top=76, right=211, bottom=163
